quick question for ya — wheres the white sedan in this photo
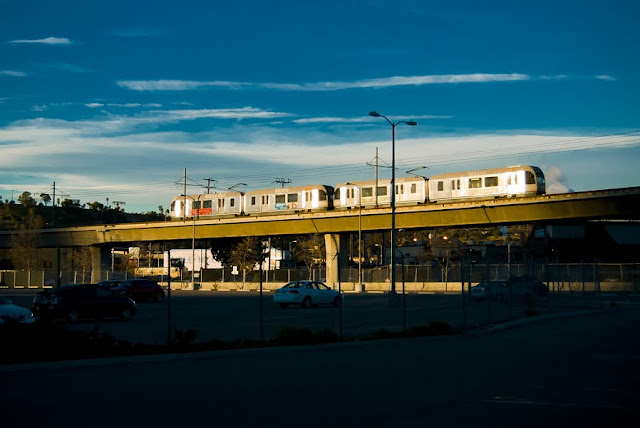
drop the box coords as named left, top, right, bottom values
left=273, top=281, right=343, bottom=308
left=0, top=297, right=36, bottom=324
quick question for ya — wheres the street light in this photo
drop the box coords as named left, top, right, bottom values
left=369, top=111, right=417, bottom=305
left=345, top=182, right=363, bottom=292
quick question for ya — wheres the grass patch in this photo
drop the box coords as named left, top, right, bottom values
left=1, top=319, right=458, bottom=365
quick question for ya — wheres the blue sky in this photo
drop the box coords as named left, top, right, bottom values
left=1, top=0, right=639, bottom=213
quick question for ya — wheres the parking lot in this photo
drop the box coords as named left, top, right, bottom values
left=1, top=288, right=618, bottom=344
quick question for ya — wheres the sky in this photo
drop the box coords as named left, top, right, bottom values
left=1, top=0, right=639, bottom=213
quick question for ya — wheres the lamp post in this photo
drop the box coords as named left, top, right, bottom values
left=182, top=194, right=202, bottom=290
left=345, top=182, right=363, bottom=292
left=369, top=111, right=417, bottom=304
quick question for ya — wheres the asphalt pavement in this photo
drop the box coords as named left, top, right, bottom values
left=2, top=300, right=639, bottom=427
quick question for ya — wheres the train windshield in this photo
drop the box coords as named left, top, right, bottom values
left=532, top=166, right=545, bottom=184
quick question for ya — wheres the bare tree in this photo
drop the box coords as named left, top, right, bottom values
left=228, top=237, right=265, bottom=285
left=292, top=234, right=325, bottom=279
left=10, top=211, right=45, bottom=270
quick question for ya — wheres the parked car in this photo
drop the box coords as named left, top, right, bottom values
left=97, top=280, right=124, bottom=289
left=274, top=280, right=343, bottom=308
left=32, top=284, right=137, bottom=322
left=0, top=297, right=36, bottom=324
left=108, top=279, right=165, bottom=303
left=506, top=275, right=549, bottom=297
left=470, top=280, right=508, bottom=302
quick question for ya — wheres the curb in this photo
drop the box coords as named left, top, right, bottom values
left=467, top=308, right=612, bottom=335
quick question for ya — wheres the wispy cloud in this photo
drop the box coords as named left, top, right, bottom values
left=118, top=73, right=531, bottom=92
left=85, top=103, right=163, bottom=109
left=0, top=70, right=27, bottom=77
left=9, top=37, right=72, bottom=45
left=116, top=80, right=251, bottom=91
left=595, top=75, right=616, bottom=81
left=262, top=73, right=532, bottom=91
left=293, top=114, right=453, bottom=124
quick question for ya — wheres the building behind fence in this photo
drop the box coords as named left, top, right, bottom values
left=2, top=262, right=639, bottom=293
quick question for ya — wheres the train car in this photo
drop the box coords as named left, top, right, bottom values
left=243, top=184, right=334, bottom=215
left=428, top=165, right=545, bottom=202
left=170, top=191, right=243, bottom=219
left=334, top=177, right=428, bottom=209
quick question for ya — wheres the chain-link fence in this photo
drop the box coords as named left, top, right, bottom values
left=2, top=262, right=639, bottom=292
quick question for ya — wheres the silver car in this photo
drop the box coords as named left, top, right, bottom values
left=470, top=280, right=509, bottom=302
left=0, top=297, right=36, bottom=324
left=273, top=280, right=343, bottom=308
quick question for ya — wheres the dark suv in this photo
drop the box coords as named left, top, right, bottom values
left=32, top=284, right=137, bottom=322
left=110, top=279, right=165, bottom=303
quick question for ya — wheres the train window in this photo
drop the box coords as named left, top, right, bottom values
left=437, top=181, right=444, bottom=191
left=230, top=198, right=235, bottom=207
left=450, top=180, right=455, bottom=191
left=288, top=193, right=298, bottom=203
left=525, top=171, right=536, bottom=184
left=411, top=183, right=417, bottom=193
left=251, top=196, right=256, bottom=206
left=193, top=201, right=201, bottom=209
left=306, top=192, right=312, bottom=202
left=218, top=199, right=225, bottom=208
left=276, top=194, right=285, bottom=204
left=348, top=188, right=354, bottom=199
left=261, top=195, right=269, bottom=205
left=335, top=189, right=341, bottom=199
left=377, top=186, right=388, bottom=196
left=319, top=190, right=327, bottom=201
left=362, top=187, right=373, bottom=197
left=485, top=176, right=498, bottom=187
left=203, top=200, right=212, bottom=209
left=395, top=184, right=403, bottom=194
left=457, top=179, right=460, bottom=190
left=469, top=178, right=482, bottom=189
left=507, top=176, right=511, bottom=185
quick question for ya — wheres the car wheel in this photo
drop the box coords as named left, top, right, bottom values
left=120, top=308, right=132, bottom=321
left=302, top=296, right=312, bottom=308
left=155, top=292, right=164, bottom=302
left=67, top=309, right=79, bottom=323
left=333, top=295, right=343, bottom=307
left=279, top=303, right=289, bottom=309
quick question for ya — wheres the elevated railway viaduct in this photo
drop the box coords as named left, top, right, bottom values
left=2, top=187, right=640, bottom=287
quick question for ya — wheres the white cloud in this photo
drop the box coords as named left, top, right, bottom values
left=117, top=73, right=532, bottom=92
left=261, top=73, right=531, bottom=91
left=595, top=75, right=616, bottom=81
left=9, top=37, right=72, bottom=45
left=0, top=70, right=27, bottom=77
left=293, top=114, right=452, bottom=124
left=116, top=80, right=250, bottom=91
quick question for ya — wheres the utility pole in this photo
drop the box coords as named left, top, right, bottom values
left=203, top=178, right=216, bottom=194
left=52, top=181, right=56, bottom=226
left=274, top=178, right=291, bottom=188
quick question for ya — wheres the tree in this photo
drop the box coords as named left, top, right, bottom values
left=292, top=234, right=326, bottom=279
left=72, top=246, right=94, bottom=282
left=228, top=237, right=265, bottom=285
left=87, top=201, right=106, bottom=211
left=40, top=193, right=51, bottom=206
left=18, top=191, right=36, bottom=207
left=10, top=210, right=45, bottom=270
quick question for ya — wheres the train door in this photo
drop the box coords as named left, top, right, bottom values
left=506, top=172, right=520, bottom=196
left=449, top=179, right=461, bottom=199
left=260, top=194, right=270, bottom=212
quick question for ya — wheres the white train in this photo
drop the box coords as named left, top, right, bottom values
left=171, top=165, right=545, bottom=219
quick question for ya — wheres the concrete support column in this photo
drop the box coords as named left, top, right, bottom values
left=324, top=233, right=349, bottom=288
left=90, top=245, right=112, bottom=283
